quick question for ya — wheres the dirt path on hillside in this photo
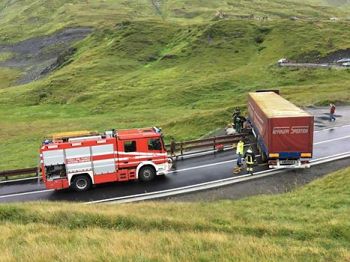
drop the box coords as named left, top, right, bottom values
left=0, top=27, right=92, bottom=85
left=279, top=48, right=350, bottom=69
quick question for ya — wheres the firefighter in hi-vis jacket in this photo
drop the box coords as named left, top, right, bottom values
left=233, top=140, right=244, bottom=174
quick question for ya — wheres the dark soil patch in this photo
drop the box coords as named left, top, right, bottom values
left=0, top=27, right=92, bottom=85
left=295, top=48, right=350, bottom=63
left=317, top=48, right=350, bottom=63
left=161, top=54, right=177, bottom=60
left=40, top=47, right=77, bottom=76
left=293, top=50, right=322, bottom=63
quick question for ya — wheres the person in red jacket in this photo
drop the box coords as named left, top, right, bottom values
left=329, top=103, right=336, bottom=122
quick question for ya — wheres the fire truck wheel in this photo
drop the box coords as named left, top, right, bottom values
left=71, top=175, right=92, bottom=192
left=139, top=166, right=156, bottom=182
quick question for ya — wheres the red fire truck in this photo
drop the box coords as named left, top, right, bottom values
left=40, top=127, right=170, bottom=192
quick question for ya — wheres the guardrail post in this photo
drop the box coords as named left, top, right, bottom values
left=180, top=142, right=184, bottom=159
left=213, top=137, right=216, bottom=154
left=37, top=169, right=40, bottom=184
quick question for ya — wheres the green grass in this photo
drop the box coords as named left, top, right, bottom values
left=0, top=52, right=13, bottom=62
left=0, top=67, right=21, bottom=88
left=0, top=167, right=350, bottom=261
left=0, top=0, right=349, bottom=43
left=0, top=1, right=350, bottom=169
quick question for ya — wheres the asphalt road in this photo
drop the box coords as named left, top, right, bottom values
left=1, top=124, right=350, bottom=203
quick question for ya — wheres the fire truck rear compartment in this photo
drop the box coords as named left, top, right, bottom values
left=45, top=164, right=67, bottom=180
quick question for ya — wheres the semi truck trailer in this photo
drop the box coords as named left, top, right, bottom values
left=248, top=91, right=314, bottom=168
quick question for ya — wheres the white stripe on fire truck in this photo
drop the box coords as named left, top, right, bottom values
left=115, top=158, right=129, bottom=161
left=118, top=159, right=167, bottom=165
left=134, top=156, right=166, bottom=159
left=116, top=152, right=167, bottom=156
left=66, top=154, right=90, bottom=158
left=66, top=162, right=91, bottom=167
left=93, top=164, right=115, bottom=168
left=93, top=159, right=114, bottom=164
left=118, top=161, right=146, bottom=165
left=92, top=152, right=114, bottom=156
left=67, top=159, right=116, bottom=165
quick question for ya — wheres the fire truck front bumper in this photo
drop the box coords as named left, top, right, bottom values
left=157, top=161, right=171, bottom=175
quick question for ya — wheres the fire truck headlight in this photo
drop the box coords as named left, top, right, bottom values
left=167, top=158, right=173, bottom=169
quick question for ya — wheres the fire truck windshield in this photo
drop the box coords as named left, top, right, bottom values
left=148, top=138, right=162, bottom=150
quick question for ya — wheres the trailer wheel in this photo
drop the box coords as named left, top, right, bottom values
left=71, top=174, right=92, bottom=192
left=139, top=166, right=156, bottom=182
left=261, top=150, right=268, bottom=163
left=258, top=143, right=268, bottom=163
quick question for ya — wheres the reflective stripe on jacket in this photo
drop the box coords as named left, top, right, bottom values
left=246, top=155, right=254, bottom=164
left=236, top=141, right=244, bottom=155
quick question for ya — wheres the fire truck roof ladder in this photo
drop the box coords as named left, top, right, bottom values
left=51, top=131, right=99, bottom=142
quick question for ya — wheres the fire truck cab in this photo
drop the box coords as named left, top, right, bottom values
left=40, top=127, right=170, bottom=192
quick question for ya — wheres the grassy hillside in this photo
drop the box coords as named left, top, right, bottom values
left=0, top=1, right=350, bottom=169
left=1, top=167, right=350, bottom=261
left=0, top=0, right=349, bottom=43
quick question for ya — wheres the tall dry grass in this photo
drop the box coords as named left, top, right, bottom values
left=1, top=167, right=350, bottom=261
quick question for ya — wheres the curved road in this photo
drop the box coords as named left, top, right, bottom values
left=1, top=124, right=350, bottom=203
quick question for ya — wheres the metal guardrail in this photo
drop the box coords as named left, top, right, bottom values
left=0, top=133, right=247, bottom=181
left=0, top=167, right=38, bottom=179
left=165, top=133, right=248, bottom=157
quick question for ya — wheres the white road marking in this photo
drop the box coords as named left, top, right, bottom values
left=309, top=151, right=350, bottom=162
left=168, top=160, right=235, bottom=174
left=172, top=143, right=257, bottom=160
left=87, top=151, right=350, bottom=204
left=169, top=154, right=261, bottom=174
left=314, top=124, right=350, bottom=133
left=314, top=135, right=350, bottom=145
left=0, top=176, right=40, bottom=184
left=0, top=189, right=54, bottom=199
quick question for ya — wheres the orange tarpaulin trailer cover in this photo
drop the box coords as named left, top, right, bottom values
left=248, top=92, right=314, bottom=157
